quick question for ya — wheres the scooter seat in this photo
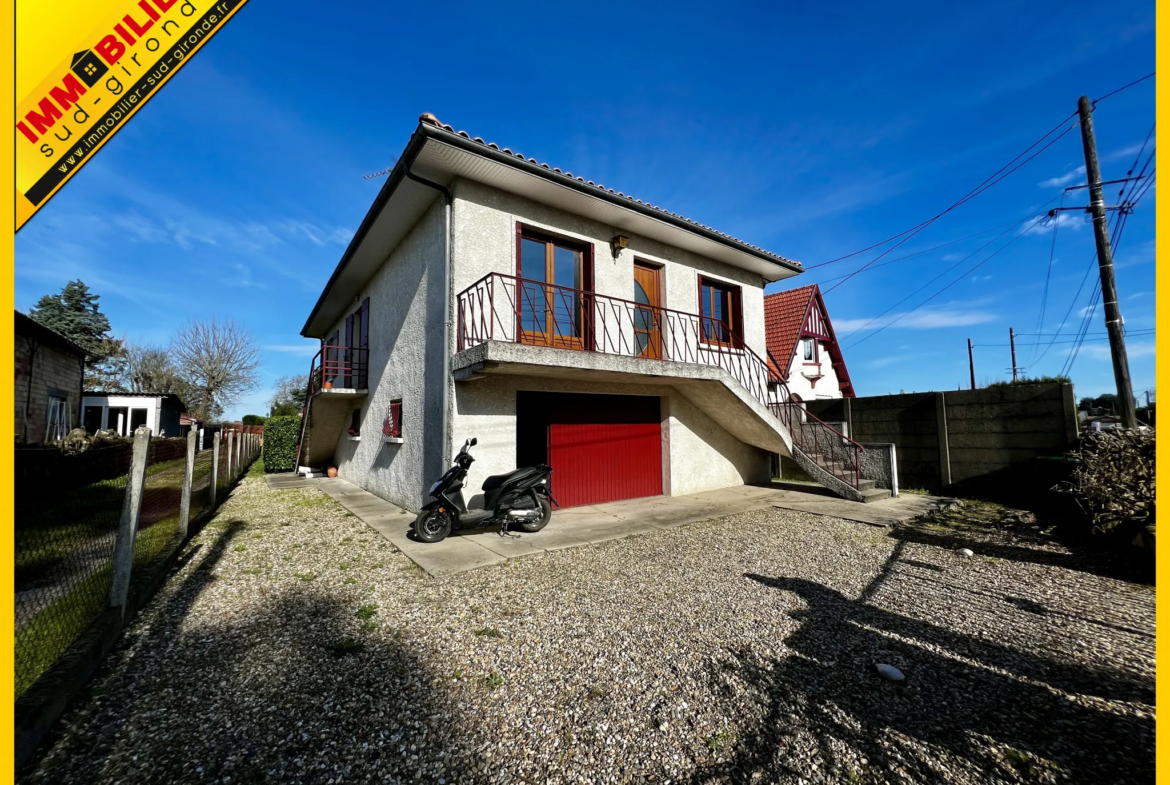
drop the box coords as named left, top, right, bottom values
left=482, top=466, right=543, bottom=491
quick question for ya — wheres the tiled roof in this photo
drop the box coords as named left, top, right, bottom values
left=418, top=114, right=801, bottom=269
left=764, top=284, right=817, bottom=377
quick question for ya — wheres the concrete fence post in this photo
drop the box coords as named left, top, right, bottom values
left=178, top=429, right=197, bottom=538
left=109, top=426, right=152, bottom=611
left=210, top=431, right=221, bottom=509
left=227, top=432, right=235, bottom=482
left=935, top=392, right=952, bottom=488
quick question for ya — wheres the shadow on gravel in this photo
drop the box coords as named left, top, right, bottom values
left=22, top=519, right=485, bottom=785
left=685, top=568, right=1154, bottom=785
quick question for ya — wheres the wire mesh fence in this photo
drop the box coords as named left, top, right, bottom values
left=14, top=431, right=261, bottom=699
left=15, top=471, right=125, bottom=695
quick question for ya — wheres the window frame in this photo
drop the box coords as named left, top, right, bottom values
left=697, top=275, right=743, bottom=348
left=383, top=399, right=403, bottom=439
left=45, top=394, right=68, bottom=442
left=514, top=224, right=595, bottom=351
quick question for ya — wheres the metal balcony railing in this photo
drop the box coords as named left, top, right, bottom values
left=308, top=345, right=369, bottom=395
left=457, top=272, right=777, bottom=405
left=455, top=271, right=866, bottom=493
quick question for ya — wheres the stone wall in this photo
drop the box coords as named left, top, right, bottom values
left=15, top=336, right=83, bottom=444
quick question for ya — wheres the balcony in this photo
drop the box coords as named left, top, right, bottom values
left=308, top=345, right=369, bottom=397
left=455, top=272, right=776, bottom=405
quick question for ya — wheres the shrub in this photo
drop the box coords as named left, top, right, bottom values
left=986, top=375, right=1071, bottom=388
left=242, top=414, right=267, bottom=426
left=262, top=416, right=300, bottom=473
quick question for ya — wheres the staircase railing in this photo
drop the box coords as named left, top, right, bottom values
left=767, top=400, right=863, bottom=489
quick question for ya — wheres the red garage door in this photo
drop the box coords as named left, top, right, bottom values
left=517, top=392, right=662, bottom=508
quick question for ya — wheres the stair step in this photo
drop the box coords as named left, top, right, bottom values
left=858, top=488, right=892, bottom=503
left=858, top=479, right=876, bottom=492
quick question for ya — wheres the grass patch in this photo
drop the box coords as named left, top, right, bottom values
left=359, top=620, right=377, bottom=633
left=233, top=545, right=247, bottom=553
left=15, top=566, right=112, bottom=695
left=355, top=603, right=378, bottom=621
left=473, top=627, right=502, bottom=639
left=246, top=457, right=266, bottom=478
left=242, top=568, right=263, bottom=575
left=294, top=571, right=316, bottom=582
left=343, top=577, right=357, bottom=584
left=480, top=672, right=504, bottom=690
left=706, top=730, right=737, bottom=751
left=340, top=536, right=354, bottom=544
left=294, top=494, right=337, bottom=509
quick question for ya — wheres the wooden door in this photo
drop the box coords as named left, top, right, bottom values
left=519, top=236, right=584, bottom=350
left=633, top=262, right=663, bottom=359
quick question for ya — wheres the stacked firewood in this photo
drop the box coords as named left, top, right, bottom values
left=1062, top=428, right=1156, bottom=543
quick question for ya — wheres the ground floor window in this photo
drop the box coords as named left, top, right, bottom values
left=46, top=395, right=69, bottom=442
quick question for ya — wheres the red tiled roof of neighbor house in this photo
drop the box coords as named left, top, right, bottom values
left=764, top=283, right=856, bottom=397
left=764, top=284, right=817, bottom=377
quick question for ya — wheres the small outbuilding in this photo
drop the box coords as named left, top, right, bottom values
left=81, top=392, right=187, bottom=438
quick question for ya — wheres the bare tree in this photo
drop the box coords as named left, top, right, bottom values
left=269, top=373, right=309, bottom=416
left=171, top=319, right=261, bottom=421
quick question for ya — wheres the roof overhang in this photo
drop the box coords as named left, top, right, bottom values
left=302, top=121, right=803, bottom=337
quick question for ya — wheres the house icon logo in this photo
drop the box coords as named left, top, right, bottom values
left=70, top=50, right=108, bottom=87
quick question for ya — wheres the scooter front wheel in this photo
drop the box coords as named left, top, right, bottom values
left=413, top=509, right=452, bottom=543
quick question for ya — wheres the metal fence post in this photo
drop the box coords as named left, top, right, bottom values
left=210, top=431, right=221, bottom=509
left=178, top=429, right=197, bottom=538
left=109, top=426, right=152, bottom=612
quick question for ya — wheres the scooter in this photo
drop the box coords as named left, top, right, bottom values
left=412, top=438, right=557, bottom=543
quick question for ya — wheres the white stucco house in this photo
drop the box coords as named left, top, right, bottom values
left=298, top=114, right=881, bottom=509
left=81, top=392, right=186, bottom=438
left=764, top=283, right=855, bottom=404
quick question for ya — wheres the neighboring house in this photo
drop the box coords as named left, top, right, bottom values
left=299, top=113, right=876, bottom=510
left=15, top=311, right=87, bottom=444
left=81, top=392, right=186, bottom=438
left=764, top=283, right=855, bottom=404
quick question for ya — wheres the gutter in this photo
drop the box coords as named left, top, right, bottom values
left=402, top=166, right=453, bottom=474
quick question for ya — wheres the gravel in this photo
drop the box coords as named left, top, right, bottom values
left=22, top=478, right=1155, bottom=784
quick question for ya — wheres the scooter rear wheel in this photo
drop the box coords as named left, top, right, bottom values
left=515, top=497, right=553, bottom=533
left=413, top=509, right=452, bottom=543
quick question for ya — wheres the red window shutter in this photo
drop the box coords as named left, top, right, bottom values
left=383, top=400, right=402, bottom=437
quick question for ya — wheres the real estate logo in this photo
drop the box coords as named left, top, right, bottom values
left=14, top=0, right=253, bottom=231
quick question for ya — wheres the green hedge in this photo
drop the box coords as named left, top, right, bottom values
left=263, top=416, right=300, bottom=473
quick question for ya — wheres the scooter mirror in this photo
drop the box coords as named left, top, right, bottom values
left=470, top=437, right=478, bottom=446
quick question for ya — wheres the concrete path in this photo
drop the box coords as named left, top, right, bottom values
left=767, top=485, right=947, bottom=528
left=269, top=475, right=946, bottom=576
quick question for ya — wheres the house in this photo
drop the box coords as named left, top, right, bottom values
left=764, top=283, right=855, bottom=404
left=15, top=310, right=87, bottom=444
left=81, top=392, right=186, bottom=438
left=298, top=113, right=879, bottom=510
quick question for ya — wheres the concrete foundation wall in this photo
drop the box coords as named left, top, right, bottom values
left=806, top=383, right=1078, bottom=491
left=859, top=443, right=897, bottom=495
left=451, top=179, right=771, bottom=359
left=324, top=201, right=447, bottom=512
left=451, top=374, right=770, bottom=510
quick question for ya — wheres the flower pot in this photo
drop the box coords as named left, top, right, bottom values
left=323, top=381, right=333, bottom=389
left=327, top=466, right=338, bottom=478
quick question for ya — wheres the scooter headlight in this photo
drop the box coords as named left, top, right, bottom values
left=429, top=480, right=442, bottom=496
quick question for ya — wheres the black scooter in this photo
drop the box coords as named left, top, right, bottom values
left=413, top=438, right=557, bottom=543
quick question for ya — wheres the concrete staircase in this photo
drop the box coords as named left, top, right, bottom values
left=787, top=440, right=891, bottom=504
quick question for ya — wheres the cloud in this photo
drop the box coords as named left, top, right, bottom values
left=265, top=343, right=319, bottom=356
left=836, top=306, right=998, bottom=334
left=1106, top=142, right=1152, bottom=162
left=1039, top=165, right=1086, bottom=188
left=970, top=275, right=993, bottom=282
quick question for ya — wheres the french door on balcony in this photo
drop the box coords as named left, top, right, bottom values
left=518, top=230, right=591, bottom=350
left=633, top=261, right=663, bottom=360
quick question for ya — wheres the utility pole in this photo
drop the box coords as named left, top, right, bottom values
left=967, top=338, right=976, bottom=390
left=1078, top=95, right=1137, bottom=428
left=1009, top=328, right=1018, bottom=382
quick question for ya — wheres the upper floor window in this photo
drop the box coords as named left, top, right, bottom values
left=699, top=276, right=742, bottom=346
left=517, top=227, right=593, bottom=349
left=802, top=339, right=815, bottom=361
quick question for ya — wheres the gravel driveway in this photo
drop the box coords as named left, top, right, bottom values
left=22, top=478, right=1154, bottom=784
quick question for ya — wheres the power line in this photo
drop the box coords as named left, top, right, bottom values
left=808, top=110, right=1079, bottom=274
left=844, top=226, right=1030, bottom=349
left=1030, top=192, right=1064, bottom=362
left=1093, top=72, right=1156, bottom=105
left=825, top=119, right=1079, bottom=293
left=813, top=212, right=1050, bottom=285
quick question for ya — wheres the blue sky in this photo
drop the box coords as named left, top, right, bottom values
left=15, top=0, right=1157, bottom=418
